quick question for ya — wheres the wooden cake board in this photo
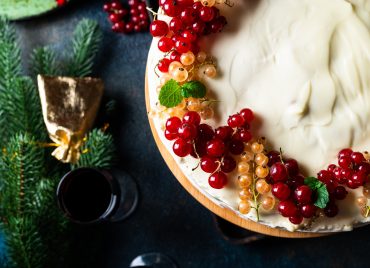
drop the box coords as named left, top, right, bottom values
left=145, top=71, right=328, bottom=238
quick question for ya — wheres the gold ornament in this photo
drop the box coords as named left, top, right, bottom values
left=37, top=75, right=104, bottom=163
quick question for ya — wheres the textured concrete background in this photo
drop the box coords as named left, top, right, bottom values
left=12, top=0, right=370, bottom=267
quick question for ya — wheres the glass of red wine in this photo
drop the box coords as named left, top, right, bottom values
left=57, top=167, right=138, bottom=224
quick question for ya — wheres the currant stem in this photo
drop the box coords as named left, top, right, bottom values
left=251, top=154, right=260, bottom=222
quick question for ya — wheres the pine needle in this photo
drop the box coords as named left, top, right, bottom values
left=65, top=19, right=102, bottom=77
left=30, top=47, right=59, bottom=77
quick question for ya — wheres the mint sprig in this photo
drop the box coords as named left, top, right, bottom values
left=158, top=79, right=207, bottom=108
left=304, top=177, right=329, bottom=209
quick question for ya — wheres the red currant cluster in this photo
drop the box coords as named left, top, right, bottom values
left=267, top=152, right=318, bottom=224
left=165, top=108, right=254, bottom=189
left=317, top=149, right=370, bottom=216
left=151, top=0, right=227, bottom=57
left=103, top=0, right=149, bottom=33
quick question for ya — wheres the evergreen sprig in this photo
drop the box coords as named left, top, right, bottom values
left=0, top=18, right=114, bottom=268
left=72, top=129, right=115, bottom=170
left=66, top=19, right=102, bottom=77
left=30, top=47, right=59, bottom=77
left=0, top=17, right=21, bottom=92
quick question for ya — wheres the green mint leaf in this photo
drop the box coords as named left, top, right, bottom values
left=159, top=79, right=183, bottom=108
left=304, top=177, right=329, bottom=209
left=304, top=177, right=321, bottom=190
left=181, top=81, right=206, bottom=98
left=315, top=184, right=329, bottom=209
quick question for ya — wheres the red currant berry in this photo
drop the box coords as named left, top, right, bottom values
left=272, top=182, right=291, bottom=200
left=221, top=155, right=236, bottom=173
left=181, top=30, right=197, bottom=42
left=338, top=148, right=352, bottom=158
left=194, top=139, right=207, bottom=157
left=227, top=114, right=245, bottom=128
left=111, top=1, right=122, bottom=9
left=166, top=117, right=181, bottom=132
left=338, top=156, right=352, bottom=169
left=192, top=21, right=206, bottom=35
left=128, top=0, right=140, bottom=6
left=183, top=111, right=201, bottom=126
left=232, top=128, right=252, bottom=143
left=287, top=174, right=305, bottom=189
left=169, top=51, right=181, bottom=62
left=180, top=7, right=198, bottom=25
left=175, top=37, right=191, bottom=53
left=294, top=185, right=312, bottom=205
left=240, top=108, right=254, bottom=123
left=215, top=126, right=233, bottom=141
left=109, top=13, right=122, bottom=23
left=327, top=164, right=337, bottom=173
left=199, top=6, right=215, bottom=22
left=130, top=8, right=139, bottom=16
left=163, top=1, right=181, bottom=17
left=103, top=3, right=111, bottom=12
left=158, top=58, right=171, bottom=73
left=285, top=158, right=299, bottom=176
left=270, top=162, right=288, bottom=182
left=206, top=139, right=225, bottom=157
left=137, top=2, right=146, bottom=11
left=211, top=6, right=220, bottom=17
left=317, top=170, right=335, bottom=184
left=357, top=162, right=370, bottom=175
left=289, top=215, right=303, bottom=225
left=334, top=186, right=348, bottom=200
left=139, top=12, right=148, bottom=21
left=339, top=168, right=352, bottom=183
left=112, top=21, right=125, bottom=33
left=169, top=17, right=184, bottom=33
left=300, top=204, right=317, bottom=218
left=132, top=15, right=140, bottom=24
left=351, top=172, right=366, bottom=187
left=177, top=123, right=197, bottom=140
left=324, top=202, right=338, bottom=217
left=228, top=140, right=244, bottom=155
left=197, top=124, right=214, bottom=141
left=267, top=150, right=280, bottom=166
left=124, top=21, right=135, bottom=33
left=351, top=152, right=365, bottom=164
left=208, top=171, right=227, bottom=189
left=278, top=200, right=299, bottom=217
left=192, top=1, right=203, bottom=11
left=177, top=0, right=193, bottom=6
left=158, top=37, right=173, bottom=52
left=200, top=156, right=218, bottom=173
left=210, top=17, right=225, bottom=33
left=164, top=129, right=178, bottom=140
left=173, top=138, right=192, bottom=157
left=150, top=20, right=169, bottom=37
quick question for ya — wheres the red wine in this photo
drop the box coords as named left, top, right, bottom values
left=58, top=169, right=116, bottom=223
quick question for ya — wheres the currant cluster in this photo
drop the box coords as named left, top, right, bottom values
left=266, top=152, right=318, bottom=224
left=320, top=148, right=370, bottom=217
left=103, top=0, right=149, bottom=33
left=237, top=139, right=275, bottom=219
left=165, top=108, right=255, bottom=190
left=151, top=0, right=226, bottom=82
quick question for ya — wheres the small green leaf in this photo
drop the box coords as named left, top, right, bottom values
left=159, top=79, right=183, bottom=108
left=181, top=81, right=206, bottom=98
left=315, top=184, right=329, bottom=209
left=304, top=177, right=329, bottom=209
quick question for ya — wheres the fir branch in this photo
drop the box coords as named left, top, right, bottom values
left=0, top=17, right=21, bottom=92
left=65, top=19, right=102, bottom=77
left=0, top=134, right=46, bottom=268
left=30, top=47, right=59, bottom=77
left=0, top=76, right=46, bottom=141
left=72, top=129, right=115, bottom=169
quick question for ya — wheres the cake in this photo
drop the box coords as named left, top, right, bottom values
left=147, top=0, right=370, bottom=232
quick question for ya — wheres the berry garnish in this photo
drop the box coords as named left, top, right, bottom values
left=208, top=171, right=227, bottom=189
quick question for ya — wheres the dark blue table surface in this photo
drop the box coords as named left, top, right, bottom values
left=12, top=1, right=370, bottom=267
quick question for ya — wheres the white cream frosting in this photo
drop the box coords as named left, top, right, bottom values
left=147, top=0, right=370, bottom=232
